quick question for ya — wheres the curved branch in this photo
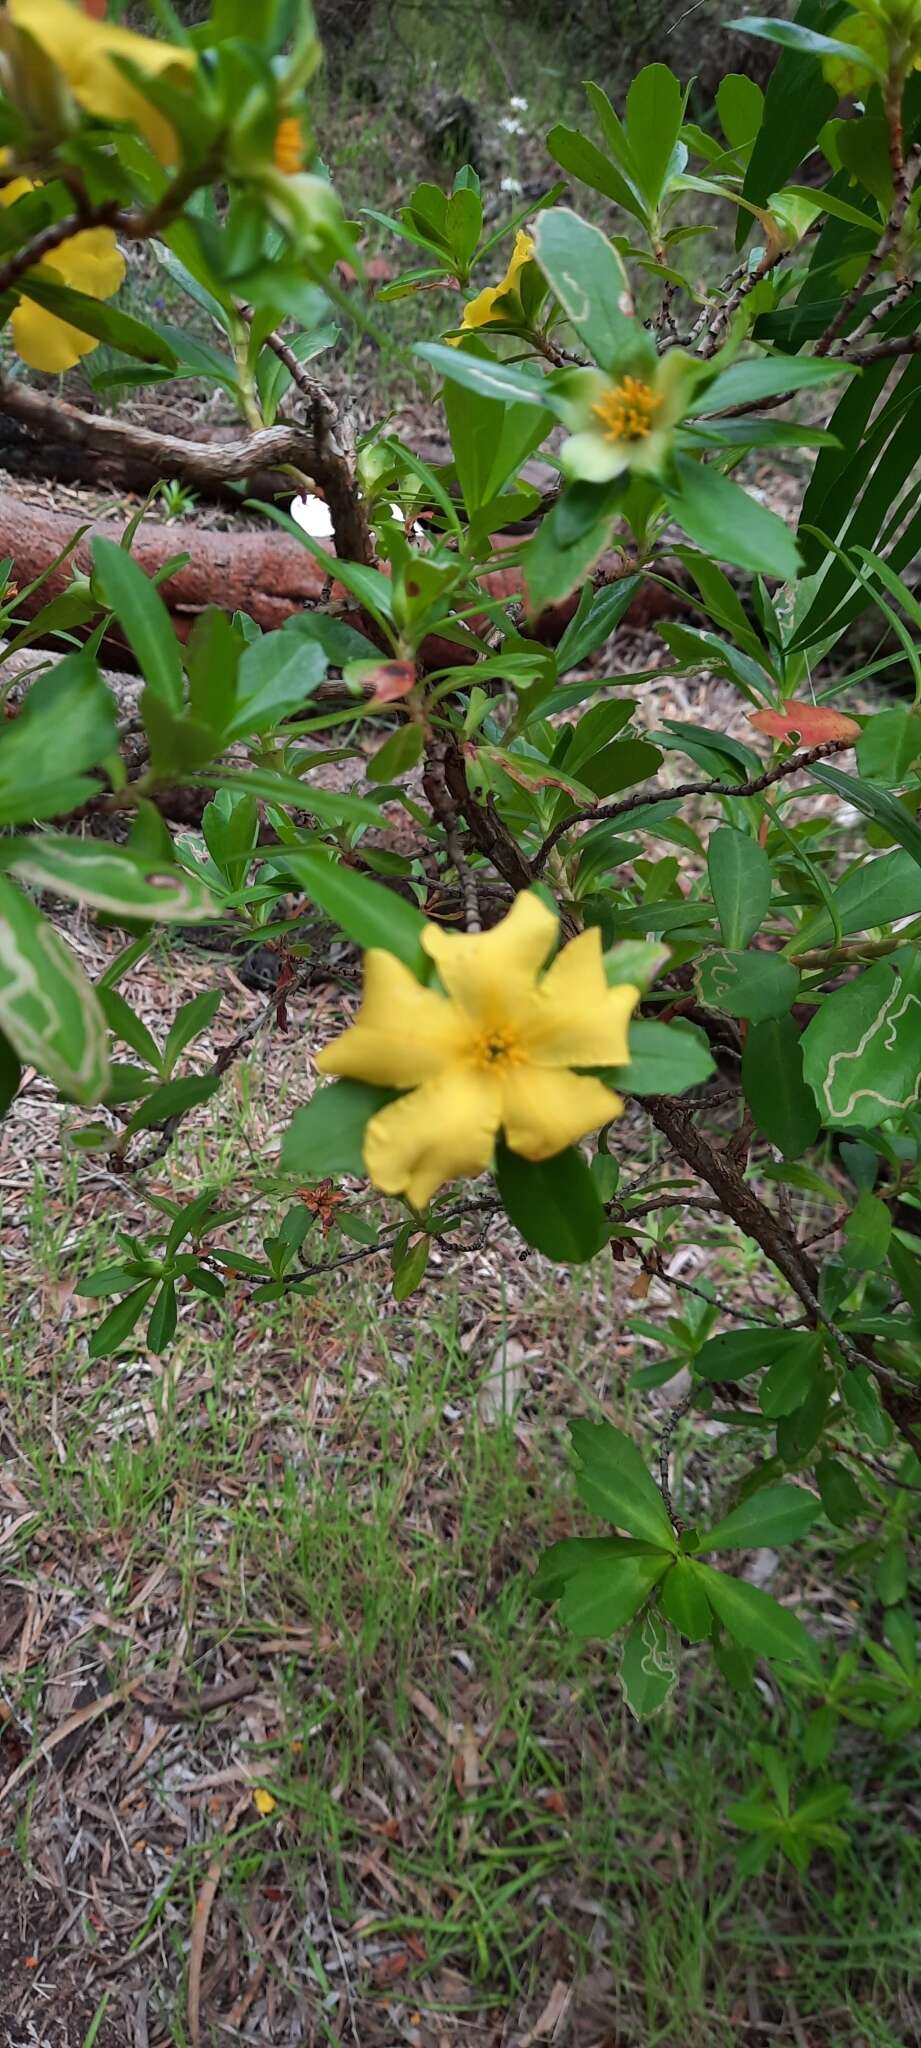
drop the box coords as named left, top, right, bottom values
left=531, top=737, right=856, bottom=876
left=0, top=374, right=324, bottom=488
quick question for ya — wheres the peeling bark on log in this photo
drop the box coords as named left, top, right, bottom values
left=0, top=488, right=330, bottom=639
left=0, top=489, right=675, bottom=669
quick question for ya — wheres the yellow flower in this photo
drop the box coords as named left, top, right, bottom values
left=252, top=1788, right=277, bottom=1816
left=457, top=229, right=536, bottom=333
left=316, top=892, right=638, bottom=1210
left=557, top=350, right=699, bottom=485
left=0, top=178, right=125, bottom=372
left=8, top=0, right=195, bottom=164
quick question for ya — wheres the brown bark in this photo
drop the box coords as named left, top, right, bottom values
left=0, top=488, right=331, bottom=639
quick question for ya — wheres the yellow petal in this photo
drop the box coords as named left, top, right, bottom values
left=252, top=1788, right=276, bottom=1816
left=10, top=0, right=194, bottom=163
left=315, top=949, right=469, bottom=1088
left=459, top=230, right=535, bottom=330
left=523, top=929, right=639, bottom=1067
left=53, top=225, right=126, bottom=299
left=499, top=1066, right=624, bottom=1161
left=421, top=892, right=558, bottom=1028
left=363, top=1066, right=501, bottom=1209
left=0, top=177, right=36, bottom=207
left=10, top=298, right=90, bottom=371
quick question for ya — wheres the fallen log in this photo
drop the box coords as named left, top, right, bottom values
left=0, top=488, right=675, bottom=654
left=0, top=487, right=330, bottom=639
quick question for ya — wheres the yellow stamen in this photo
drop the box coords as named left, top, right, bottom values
left=473, top=1028, right=524, bottom=1070
left=273, top=115, right=304, bottom=175
left=591, top=375, right=663, bottom=443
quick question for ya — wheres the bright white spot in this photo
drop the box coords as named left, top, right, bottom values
left=388, top=503, right=406, bottom=524
left=500, top=176, right=523, bottom=194
left=509, top=95, right=528, bottom=111
left=498, top=116, right=524, bottom=135
left=289, top=494, right=334, bottom=539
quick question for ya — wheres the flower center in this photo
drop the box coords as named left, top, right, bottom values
left=473, top=1027, right=524, bottom=1070
left=273, top=116, right=305, bottom=175
left=591, top=376, right=663, bottom=443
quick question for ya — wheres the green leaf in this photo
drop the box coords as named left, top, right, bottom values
left=696, top=1327, right=818, bottom=1384
left=738, top=0, right=840, bottom=245
left=559, top=1551, right=671, bottom=1638
left=531, top=207, right=639, bottom=370
left=815, top=1455, right=866, bottom=1528
left=801, top=957, right=921, bottom=1129
left=443, top=375, right=552, bottom=516
left=280, top=1079, right=393, bottom=1179
left=877, top=1538, right=908, bottom=1606
left=193, top=766, right=385, bottom=832
left=728, top=16, right=884, bottom=77
left=91, top=538, right=183, bottom=711
left=147, top=1279, right=178, bottom=1355
left=163, top=989, right=222, bottom=1078
left=570, top=1418, right=677, bottom=1548
left=415, top=341, right=556, bottom=410
left=708, top=828, right=772, bottom=948
left=99, top=987, right=161, bottom=1072
left=392, top=1235, right=430, bottom=1302
left=3, top=838, right=216, bottom=924
left=760, top=1334, right=824, bottom=1417
left=703, top=1483, right=821, bottom=1551
left=856, top=708, right=921, bottom=787
left=0, top=877, right=109, bottom=1103
left=842, top=1190, right=892, bottom=1270
left=368, top=724, right=425, bottom=782
left=659, top=1558, right=712, bottom=1640
left=743, top=1015, right=820, bottom=1158
left=889, top=1235, right=921, bottom=1318
left=698, top=950, right=800, bottom=1024
left=667, top=458, right=801, bottom=580
left=841, top=1360, right=890, bottom=1447
left=695, top=1565, right=818, bottom=1668
left=277, top=849, right=427, bottom=975
left=225, top=632, right=328, bottom=740
left=812, top=763, right=921, bottom=869
left=546, top=124, right=647, bottom=225
left=576, top=736, right=663, bottom=799
left=17, top=271, right=179, bottom=365
left=523, top=482, right=624, bottom=612
left=0, top=651, right=117, bottom=825
left=626, top=65, right=685, bottom=209
left=716, top=73, right=764, bottom=151
left=201, top=790, right=259, bottom=890
left=554, top=576, right=643, bottom=672
left=89, top=1281, right=158, bottom=1359
left=620, top=1606, right=678, bottom=1718
left=790, top=850, right=921, bottom=954
left=77, top=1263, right=149, bottom=1299
left=496, top=1141, right=611, bottom=1263
left=0, top=1028, right=20, bottom=1116
left=124, top=1072, right=221, bottom=1133
left=603, top=1018, right=715, bottom=1096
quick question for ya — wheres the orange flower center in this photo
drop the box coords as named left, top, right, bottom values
left=273, top=116, right=304, bottom=175
left=474, top=1028, right=524, bottom=1071
left=591, top=376, right=663, bottom=443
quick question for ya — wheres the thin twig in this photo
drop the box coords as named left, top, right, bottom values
left=531, top=737, right=856, bottom=875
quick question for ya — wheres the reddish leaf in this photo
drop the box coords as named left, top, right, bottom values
left=366, top=660, right=417, bottom=703
left=372, top=1951, right=412, bottom=1986
left=749, top=700, right=860, bottom=745
left=79, top=0, right=108, bottom=14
